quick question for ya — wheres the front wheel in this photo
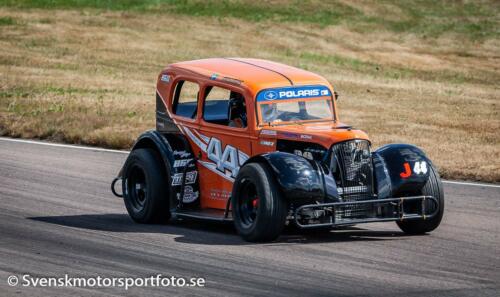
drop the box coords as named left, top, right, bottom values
left=122, top=148, right=170, bottom=224
left=232, top=163, right=288, bottom=242
left=397, top=163, right=444, bottom=234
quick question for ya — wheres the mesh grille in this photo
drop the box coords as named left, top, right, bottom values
left=330, top=140, right=374, bottom=219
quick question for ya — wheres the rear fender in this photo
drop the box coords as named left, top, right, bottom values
left=372, top=144, right=431, bottom=198
left=120, top=130, right=200, bottom=207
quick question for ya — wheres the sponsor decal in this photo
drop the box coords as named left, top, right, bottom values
left=173, top=159, right=193, bottom=168
left=260, top=129, right=277, bottom=136
left=257, top=85, right=331, bottom=102
left=264, top=91, right=278, bottom=100
left=300, top=134, right=313, bottom=140
left=260, top=140, right=274, bottom=147
left=209, top=189, right=231, bottom=200
left=210, top=73, right=218, bottom=80
left=173, top=150, right=191, bottom=158
left=160, top=74, right=170, bottom=83
left=171, top=171, right=198, bottom=186
left=177, top=185, right=199, bottom=203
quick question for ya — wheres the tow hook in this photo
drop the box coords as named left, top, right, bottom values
left=111, top=177, right=123, bottom=198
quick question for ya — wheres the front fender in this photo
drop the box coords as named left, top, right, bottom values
left=244, top=152, right=340, bottom=203
left=373, top=143, right=432, bottom=198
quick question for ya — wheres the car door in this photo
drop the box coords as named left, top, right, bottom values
left=167, top=78, right=202, bottom=207
left=187, top=84, right=252, bottom=210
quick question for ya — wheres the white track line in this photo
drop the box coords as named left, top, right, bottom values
left=1, top=137, right=499, bottom=188
left=0, top=137, right=129, bottom=154
left=442, top=180, right=500, bottom=188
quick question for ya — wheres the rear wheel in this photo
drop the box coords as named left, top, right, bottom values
left=232, top=163, right=288, bottom=242
left=122, top=148, right=170, bottom=223
left=396, top=164, right=444, bottom=234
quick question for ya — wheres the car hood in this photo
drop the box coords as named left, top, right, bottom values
left=259, top=122, right=370, bottom=149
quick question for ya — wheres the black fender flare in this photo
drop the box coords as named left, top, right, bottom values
left=118, top=130, right=175, bottom=178
left=372, top=143, right=432, bottom=198
left=118, top=130, right=199, bottom=208
left=243, top=152, right=340, bottom=203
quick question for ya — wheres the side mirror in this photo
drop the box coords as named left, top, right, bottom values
left=334, top=91, right=339, bottom=101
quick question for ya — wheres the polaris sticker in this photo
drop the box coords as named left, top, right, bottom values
left=257, top=85, right=331, bottom=102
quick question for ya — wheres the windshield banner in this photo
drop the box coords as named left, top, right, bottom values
left=257, top=85, right=331, bottom=102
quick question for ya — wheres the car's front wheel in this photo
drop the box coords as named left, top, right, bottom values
left=396, top=163, right=444, bottom=234
left=122, top=148, right=170, bottom=223
left=232, top=163, right=288, bottom=242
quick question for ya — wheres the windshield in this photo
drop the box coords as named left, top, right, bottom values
left=260, top=98, right=333, bottom=125
left=256, top=85, right=335, bottom=125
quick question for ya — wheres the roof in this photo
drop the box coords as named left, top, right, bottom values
left=169, top=58, right=331, bottom=94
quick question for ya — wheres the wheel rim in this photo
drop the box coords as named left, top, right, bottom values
left=128, top=165, right=147, bottom=212
left=238, top=180, right=259, bottom=228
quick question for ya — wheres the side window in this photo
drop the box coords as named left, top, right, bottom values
left=172, top=81, right=199, bottom=119
left=203, top=86, right=247, bottom=128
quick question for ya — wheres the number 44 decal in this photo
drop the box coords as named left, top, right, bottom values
left=400, top=161, right=428, bottom=178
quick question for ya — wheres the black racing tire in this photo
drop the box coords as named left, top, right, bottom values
left=396, top=164, right=444, bottom=234
left=122, top=148, right=170, bottom=224
left=232, top=163, right=288, bottom=242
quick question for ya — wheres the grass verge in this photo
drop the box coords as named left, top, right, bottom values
left=0, top=2, right=499, bottom=182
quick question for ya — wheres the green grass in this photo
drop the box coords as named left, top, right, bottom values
left=378, top=1, right=499, bottom=39
left=1, top=0, right=498, bottom=40
left=0, top=16, right=16, bottom=25
left=0, top=0, right=157, bottom=10
left=297, top=52, right=488, bottom=85
left=0, top=4, right=498, bottom=181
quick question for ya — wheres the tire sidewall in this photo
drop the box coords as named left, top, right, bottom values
left=232, top=163, right=287, bottom=241
left=396, top=163, right=444, bottom=234
left=122, top=148, right=169, bottom=223
left=422, top=163, right=445, bottom=226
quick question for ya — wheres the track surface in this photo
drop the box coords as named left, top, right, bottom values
left=0, top=138, right=499, bottom=296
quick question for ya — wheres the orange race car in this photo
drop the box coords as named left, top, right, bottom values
left=111, top=58, right=444, bottom=242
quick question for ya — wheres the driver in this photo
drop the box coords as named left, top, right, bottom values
left=228, top=92, right=247, bottom=128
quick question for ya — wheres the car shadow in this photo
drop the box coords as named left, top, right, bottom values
left=29, top=213, right=413, bottom=246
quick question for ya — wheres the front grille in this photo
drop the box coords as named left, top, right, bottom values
left=330, top=140, right=374, bottom=219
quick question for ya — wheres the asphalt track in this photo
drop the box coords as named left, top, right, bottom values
left=0, top=138, right=499, bottom=296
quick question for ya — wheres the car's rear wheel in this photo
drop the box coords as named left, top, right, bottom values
left=232, top=163, right=288, bottom=242
left=396, top=163, right=444, bottom=234
left=122, top=148, right=170, bottom=223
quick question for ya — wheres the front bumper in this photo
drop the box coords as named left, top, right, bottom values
left=294, top=196, right=439, bottom=228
